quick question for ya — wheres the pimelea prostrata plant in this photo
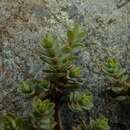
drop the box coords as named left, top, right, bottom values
left=0, top=24, right=110, bottom=130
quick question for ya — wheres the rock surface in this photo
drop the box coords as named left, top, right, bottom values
left=0, top=0, right=130, bottom=130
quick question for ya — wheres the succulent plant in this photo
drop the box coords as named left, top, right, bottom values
left=31, top=98, right=56, bottom=130
left=19, top=81, right=35, bottom=96
left=35, top=24, right=87, bottom=102
left=103, top=58, right=130, bottom=102
left=90, top=116, right=110, bottom=130
left=19, top=80, right=51, bottom=98
left=67, top=24, right=86, bottom=46
left=72, top=116, right=110, bottom=130
left=102, top=58, right=128, bottom=81
left=68, top=90, right=93, bottom=111
left=0, top=113, right=23, bottom=130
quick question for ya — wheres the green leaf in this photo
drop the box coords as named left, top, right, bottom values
left=115, top=96, right=127, bottom=101
left=67, top=30, right=75, bottom=44
left=111, top=87, right=123, bottom=93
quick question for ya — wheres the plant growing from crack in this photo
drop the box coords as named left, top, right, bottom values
left=0, top=24, right=110, bottom=130
left=102, top=57, right=130, bottom=102
left=72, top=116, right=110, bottom=130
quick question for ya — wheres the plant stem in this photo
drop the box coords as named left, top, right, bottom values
left=55, top=104, right=64, bottom=130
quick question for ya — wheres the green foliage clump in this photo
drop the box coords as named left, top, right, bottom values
left=19, top=80, right=50, bottom=98
left=38, top=24, right=85, bottom=92
left=19, top=81, right=35, bottom=96
left=103, top=57, right=130, bottom=102
left=90, top=116, right=110, bottom=130
left=102, top=58, right=128, bottom=81
left=68, top=90, right=93, bottom=111
left=31, top=98, right=56, bottom=130
left=72, top=116, right=110, bottom=130
left=0, top=114, right=23, bottom=130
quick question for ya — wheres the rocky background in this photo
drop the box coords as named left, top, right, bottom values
left=0, top=0, right=130, bottom=130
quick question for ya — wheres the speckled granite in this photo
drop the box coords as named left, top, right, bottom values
left=0, top=0, right=130, bottom=130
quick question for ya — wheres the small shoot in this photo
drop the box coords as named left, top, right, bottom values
left=31, top=98, right=56, bottom=130
left=102, top=58, right=130, bottom=102
left=0, top=113, right=24, bottom=130
left=68, top=90, right=93, bottom=111
left=90, top=116, right=110, bottom=130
